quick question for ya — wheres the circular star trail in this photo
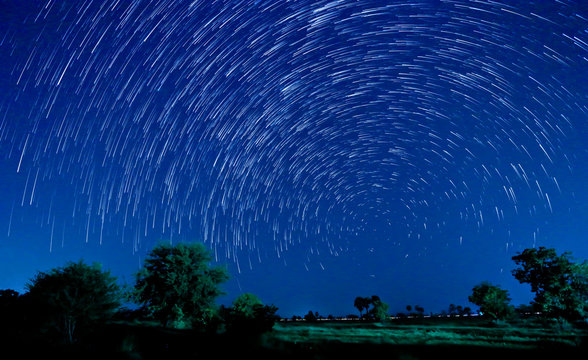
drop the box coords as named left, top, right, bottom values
left=0, top=0, right=587, bottom=274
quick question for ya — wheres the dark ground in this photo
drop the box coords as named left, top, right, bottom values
left=4, top=317, right=587, bottom=360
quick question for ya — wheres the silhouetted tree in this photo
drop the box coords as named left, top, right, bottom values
left=354, top=296, right=371, bottom=318
left=469, top=282, right=513, bottom=321
left=355, top=295, right=389, bottom=321
left=0, top=289, right=21, bottom=335
left=26, top=260, right=121, bottom=344
left=304, top=310, right=317, bottom=322
left=406, top=305, right=412, bottom=313
left=133, top=242, right=229, bottom=328
left=0, top=289, right=19, bottom=316
left=0, top=289, right=19, bottom=302
left=414, top=305, right=425, bottom=317
left=448, top=304, right=457, bottom=316
left=512, top=247, right=587, bottom=321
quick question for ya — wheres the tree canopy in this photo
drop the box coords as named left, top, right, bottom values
left=354, top=295, right=389, bottom=321
left=512, top=247, right=587, bottom=321
left=26, top=260, right=121, bottom=343
left=368, top=295, right=390, bottom=321
left=223, top=293, right=279, bottom=334
left=133, top=242, right=229, bottom=328
left=232, top=293, right=263, bottom=318
left=468, top=282, right=513, bottom=321
left=354, top=296, right=371, bottom=318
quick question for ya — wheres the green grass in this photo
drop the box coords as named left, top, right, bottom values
left=267, top=317, right=587, bottom=350
left=255, top=318, right=587, bottom=360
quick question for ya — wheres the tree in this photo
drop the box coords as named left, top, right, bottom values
left=232, top=293, right=263, bottom=318
left=368, top=296, right=389, bottom=321
left=355, top=295, right=389, bottom=321
left=133, top=242, right=229, bottom=328
left=224, top=293, right=278, bottom=334
left=469, top=282, right=513, bottom=321
left=354, top=296, right=371, bottom=318
left=512, top=247, right=587, bottom=321
left=304, top=310, right=317, bottom=322
left=0, top=289, right=21, bottom=336
left=448, top=304, right=457, bottom=316
left=414, top=305, right=425, bottom=317
left=26, top=261, right=121, bottom=343
left=0, top=289, right=19, bottom=303
left=0, top=289, right=20, bottom=316
left=406, top=305, right=412, bottom=313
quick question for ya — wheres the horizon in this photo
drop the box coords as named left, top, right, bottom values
left=0, top=241, right=570, bottom=318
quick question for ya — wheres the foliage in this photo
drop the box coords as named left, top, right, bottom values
left=0, top=289, right=21, bottom=334
left=304, top=311, right=319, bottom=322
left=232, top=293, right=264, bottom=317
left=222, top=293, right=279, bottom=334
left=512, top=247, right=587, bottom=321
left=448, top=304, right=471, bottom=316
left=354, top=295, right=389, bottom=321
left=26, top=260, right=122, bottom=343
left=354, top=296, right=371, bottom=318
left=0, top=289, right=19, bottom=302
left=133, top=242, right=229, bottom=328
left=469, top=282, right=514, bottom=321
left=368, top=296, right=389, bottom=321
left=0, top=289, right=20, bottom=316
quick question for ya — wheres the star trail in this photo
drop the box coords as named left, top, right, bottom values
left=1, top=0, right=587, bottom=316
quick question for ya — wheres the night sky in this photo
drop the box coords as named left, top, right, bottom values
left=1, top=0, right=587, bottom=317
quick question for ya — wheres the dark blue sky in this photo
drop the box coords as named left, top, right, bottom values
left=1, top=0, right=587, bottom=317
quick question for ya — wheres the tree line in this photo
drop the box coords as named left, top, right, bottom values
left=0, top=242, right=278, bottom=346
left=347, top=247, right=586, bottom=325
left=0, top=244, right=586, bottom=348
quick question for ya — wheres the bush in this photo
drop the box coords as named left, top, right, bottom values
left=222, top=293, right=279, bottom=337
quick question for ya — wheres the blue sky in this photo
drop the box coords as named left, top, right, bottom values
left=0, top=0, right=587, bottom=317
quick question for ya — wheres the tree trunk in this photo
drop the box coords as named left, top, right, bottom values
left=64, top=316, right=76, bottom=344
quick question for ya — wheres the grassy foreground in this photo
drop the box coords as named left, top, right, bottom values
left=6, top=317, right=586, bottom=360
left=260, top=317, right=587, bottom=360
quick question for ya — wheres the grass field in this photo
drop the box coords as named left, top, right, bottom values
left=259, top=317, right=587, bottom=360
left=5, top=316, right=585, bottom=360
